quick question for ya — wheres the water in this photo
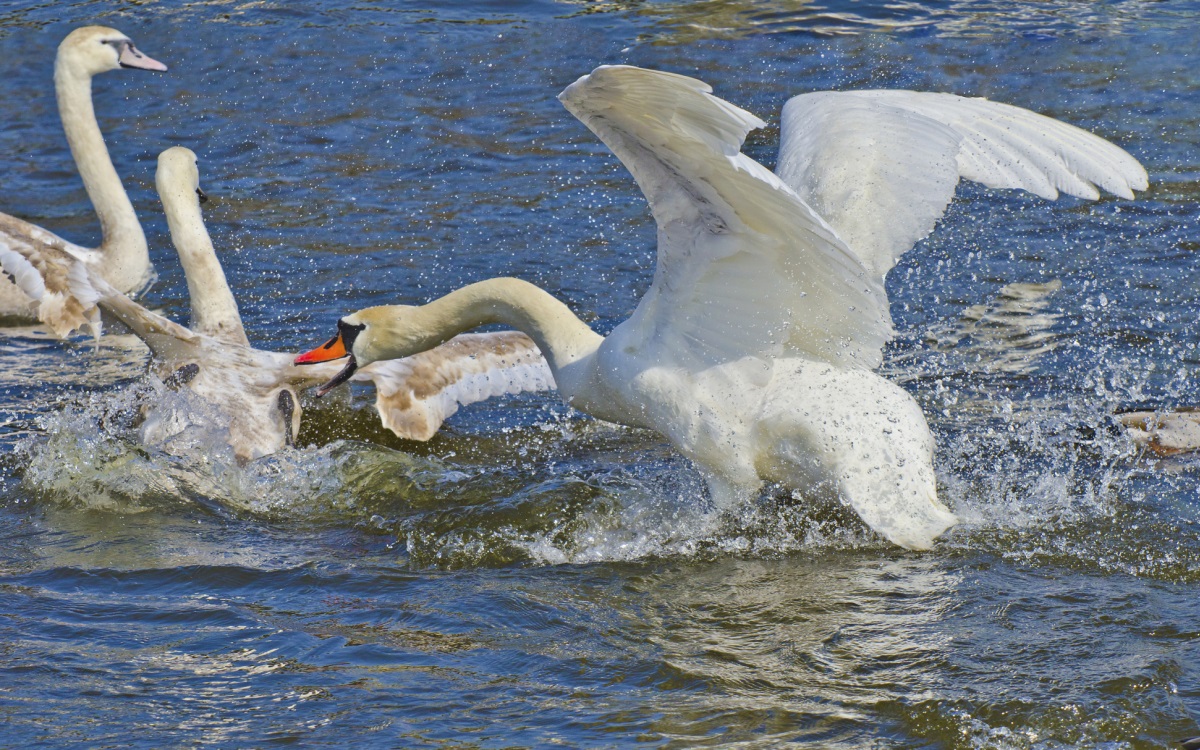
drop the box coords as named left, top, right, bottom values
left=1, top=0, right=1199, bottom=746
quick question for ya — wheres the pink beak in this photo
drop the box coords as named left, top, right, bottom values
left=119, top=44, right=168, bottom=72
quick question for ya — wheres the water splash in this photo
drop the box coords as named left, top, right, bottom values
left=11, top=333, right=1200, bottom=579
left=14, top=380, right=458, bottom=520
left=16, top=379, right=889, bottom=567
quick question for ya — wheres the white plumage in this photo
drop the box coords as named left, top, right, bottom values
left=776, top=90, right=1147, bottom=282
left=300, top=65, right=1146, bottom=549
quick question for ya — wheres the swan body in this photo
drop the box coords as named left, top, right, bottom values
left=0, top=26, right=166, bottom=319
left=1, top=147, right=553, bottom=461
left=296, top=65, right=1147, bottom=549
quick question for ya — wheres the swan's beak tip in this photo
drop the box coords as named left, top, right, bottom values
left=294, top=349, right=332, bottom=366
left=296, top=333, right=358, bottom=393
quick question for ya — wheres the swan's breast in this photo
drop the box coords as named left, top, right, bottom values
left=140, top=347, right=297, bottom=462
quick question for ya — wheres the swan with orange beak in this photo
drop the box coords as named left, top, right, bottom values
left=294, top=64, right=1147, bottom=550
left=3, top=147, right=554, bottom=459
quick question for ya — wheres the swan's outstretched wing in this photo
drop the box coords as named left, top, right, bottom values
left=560, top=65, right=891, bottom=369
left=289, top=332, right=553, bottom=441
left=777, top=90, right=1148, bottom=281
left=0, top=232, right=197, bottom=347
left=359, top=332, right=553, bottom=440
left=1, top=233, right=103, bottom=338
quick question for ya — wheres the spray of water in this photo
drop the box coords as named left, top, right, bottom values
left=11, top=320, right=1199, bottom=578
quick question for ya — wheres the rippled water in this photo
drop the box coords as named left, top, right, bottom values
left=2, top=1, right=1199, bottom=747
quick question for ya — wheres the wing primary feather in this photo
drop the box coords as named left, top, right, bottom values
left=777, top=89, right=1147, bottom=281
left=0, top=231, right=196, bottom=345
left=0, top=241, right=47, bottom=302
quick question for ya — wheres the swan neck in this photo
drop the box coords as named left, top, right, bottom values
left=54, top=59, right=148, bottom=283
left=161, top=188, right=249, bottom=346
left=416, top=279, right=602, bottom=380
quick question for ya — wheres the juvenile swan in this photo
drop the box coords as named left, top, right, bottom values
left=297, top=65, right=1147, bottom=549
left=0, top=147, right=553, bottom=461
left=0, top=26, right=166, bottom=319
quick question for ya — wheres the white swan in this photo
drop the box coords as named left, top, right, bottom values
left=0, top=26, right=166, bottom=319
left=0, top=147, right=553, bottom=461
left=295, top=65, right=1147, bottom=549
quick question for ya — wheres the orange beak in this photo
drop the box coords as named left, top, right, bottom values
left=295, top=333, right=349, bottom=365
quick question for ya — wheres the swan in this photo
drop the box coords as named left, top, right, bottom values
left=0, top=26, right=166, bottom=320
left=1119, top=410, right=1200, bottom=456
left=295, top=65, right=1148, bottom=550
left=0, top=147, right=553, bottom=461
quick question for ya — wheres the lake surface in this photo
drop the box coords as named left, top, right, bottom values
left=2, top=1, right=1199, bottom=747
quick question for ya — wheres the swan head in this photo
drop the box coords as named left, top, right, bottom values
left=58, top=26, right=168, bottom=77
left=156, top=146, right=209, bottom=209
left=295, top=306, right=431, bottom=396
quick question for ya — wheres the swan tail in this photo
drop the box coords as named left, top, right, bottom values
left=761, top=363, right=957, bottom=550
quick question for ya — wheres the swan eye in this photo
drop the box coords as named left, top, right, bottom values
left=101, top=39, right=134, bottom=61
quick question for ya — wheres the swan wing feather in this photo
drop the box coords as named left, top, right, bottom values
left=1, top=233, right=102, bottom=338
left=352, top=331, right=553, bottom=440
left=560, top=65, right=891, bottom=370
left=777, top=90, right=1148, bottom=280
left=0, top=232, right=196, bottom=347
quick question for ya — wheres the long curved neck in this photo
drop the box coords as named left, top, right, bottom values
left=404, top=278, right=603, bottom=392
left=161, top=189, right=249, bottom=346
left=54, top=58, right=148, bottom=286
